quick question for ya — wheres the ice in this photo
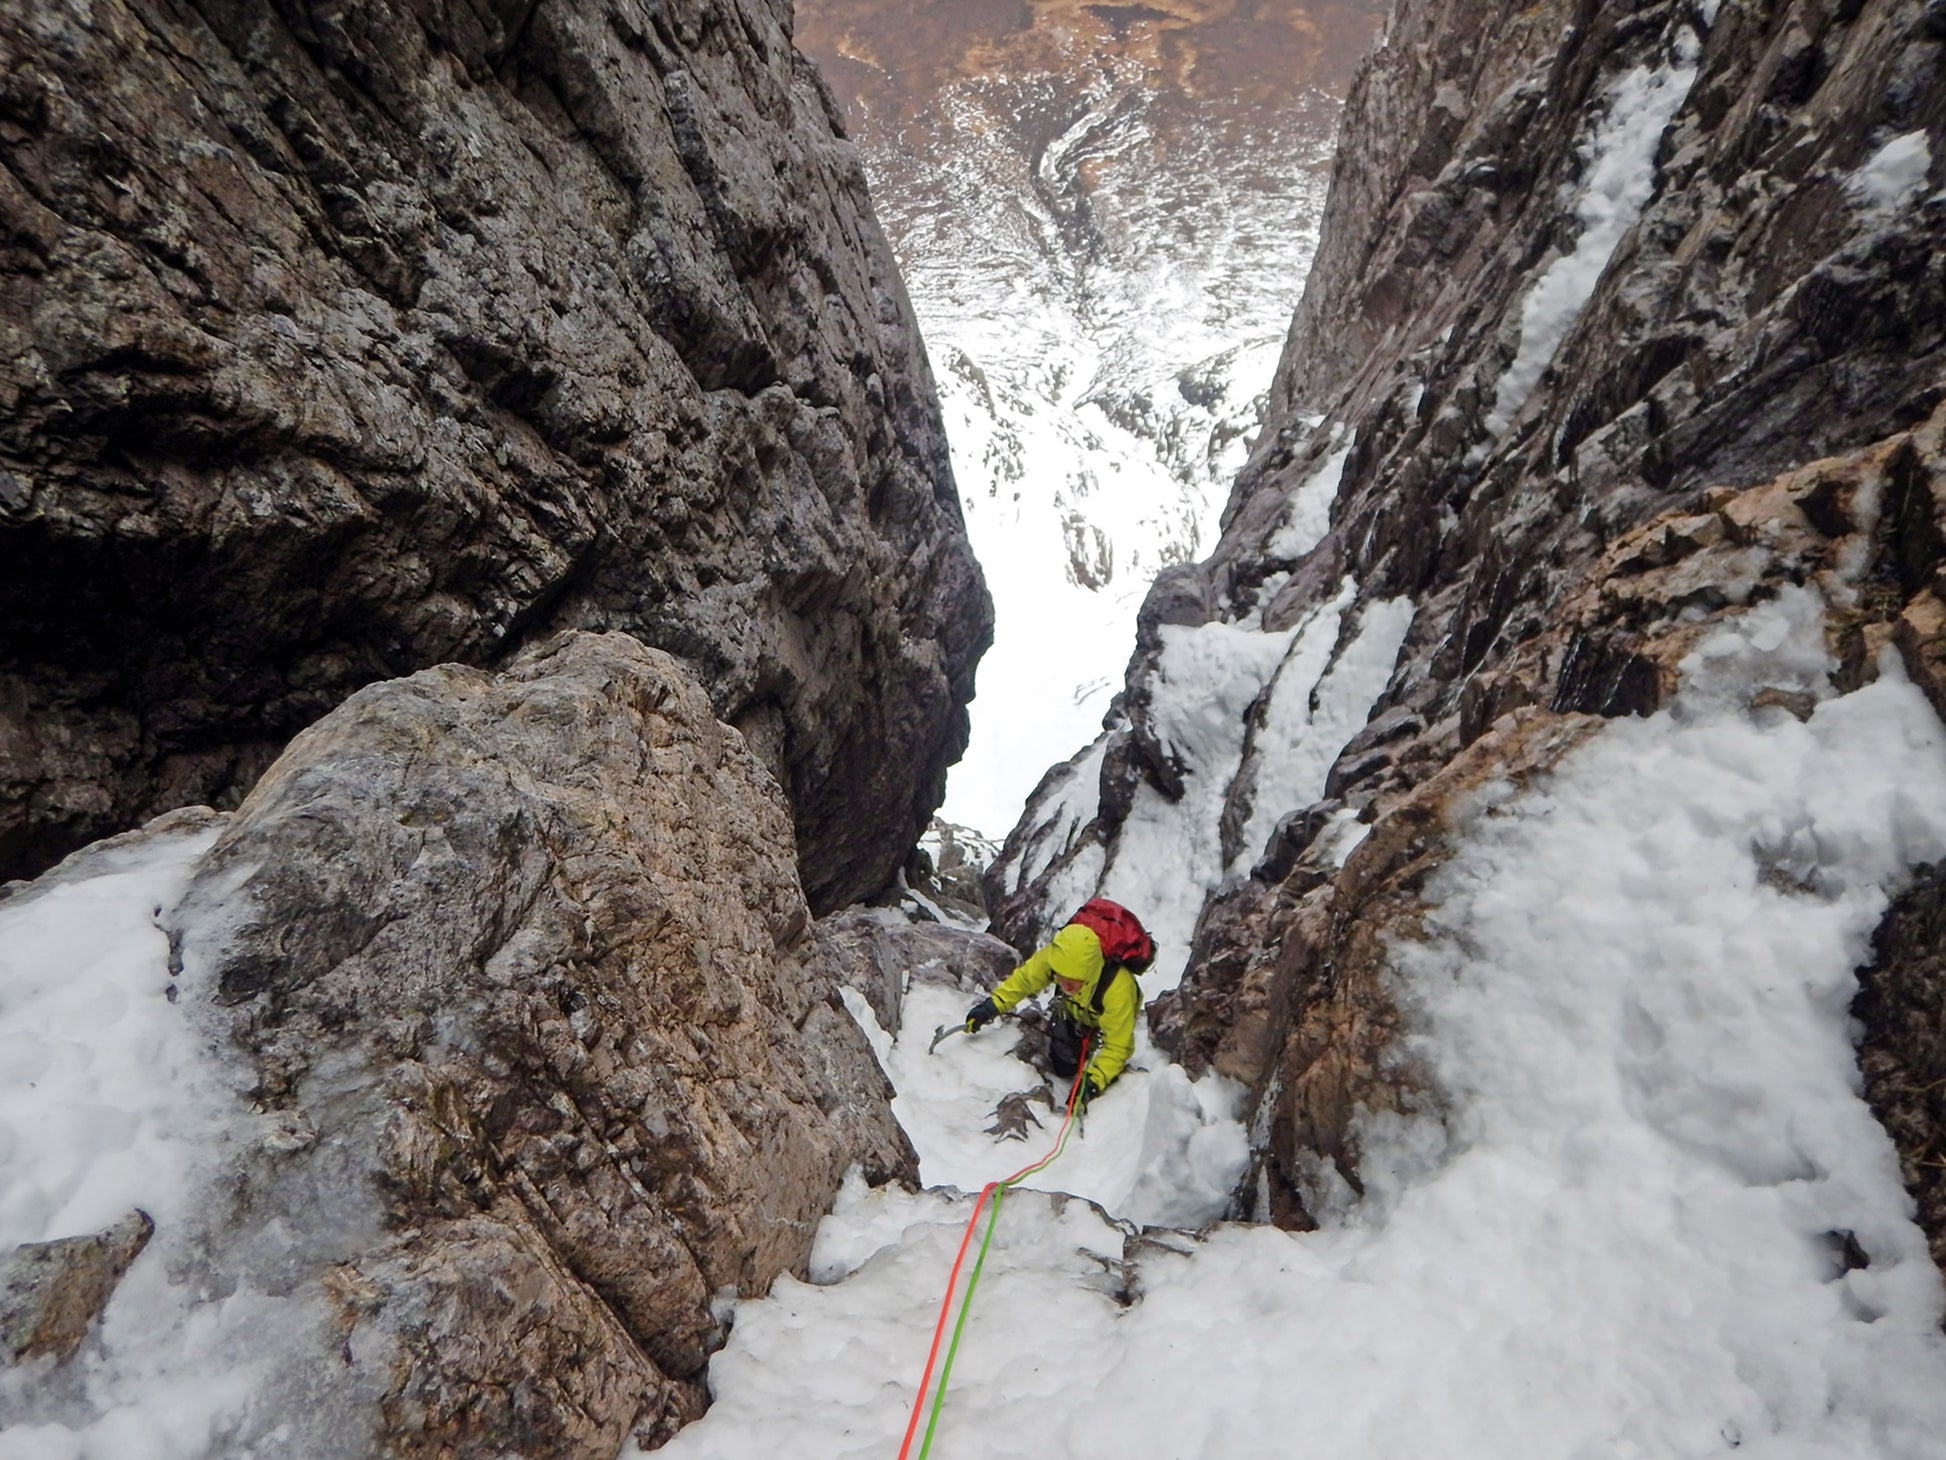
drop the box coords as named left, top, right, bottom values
left=1098, top=618, right=1305, bottom=989
left=1482, top=40, right=1701, bottom=437
left=1229, top=587, right=1413, bottom=875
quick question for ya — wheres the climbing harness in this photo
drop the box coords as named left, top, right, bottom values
left=893, top=1036, right=1092, bottom=1460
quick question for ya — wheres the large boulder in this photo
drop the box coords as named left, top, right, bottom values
left=0, top=0, right=990, bottom=911
left=160, top=631, right=914, bottom=1456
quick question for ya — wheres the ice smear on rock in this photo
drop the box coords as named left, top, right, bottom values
left=1230, top=590, right=1415, bottom=876
left=643, top=587, right=1946, bottom=1460
left=1483, top=41, right=1701, bottom=438
left=0, top=823, right=342, bottom=1460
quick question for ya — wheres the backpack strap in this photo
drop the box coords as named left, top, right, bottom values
left=1090, top=962, right=1124, bottom=1015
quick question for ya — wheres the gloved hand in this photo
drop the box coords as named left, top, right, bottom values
left=1073, top=1073, right=1103, bottom=1114
left=964, top=997, right=998, bottom=1034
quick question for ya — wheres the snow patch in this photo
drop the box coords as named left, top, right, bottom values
left=1266, top=437, right=1353, bottom=560
left=1482, top=45, right=1700, bottom=438
left=0, top=824, right=352, bottom=1459
left=1849, top=130, right=1933, bottom=213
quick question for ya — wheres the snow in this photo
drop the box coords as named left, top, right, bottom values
left=0, top=822, right=333, bottom=1460
left=637, top=586, right=1946, bottom=1460
left=1482, top=45, right=1700, bottom=438
left=1266, top=436, right=1354, bottom=561
left=1098, top=617, right=1305, bottom=989
left=1229, top=588, right=1414, bottom=876
left=845, top=983, right=1247, bottom=1231
left=1849, top=130, right=1933, bottom=212
left=0, top=824, right=227, bottom=1251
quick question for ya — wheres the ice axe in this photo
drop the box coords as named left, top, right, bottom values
left=927, top=1022, right=967, bottom=1055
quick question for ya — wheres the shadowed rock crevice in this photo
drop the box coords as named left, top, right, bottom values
left=0, top=0, right=991, bottom=912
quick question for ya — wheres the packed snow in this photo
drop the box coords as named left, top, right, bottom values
left=640, top=588, right=1946, bottom=1460
left=1482, top=38, right=1701, bottom=438
left=1849, top=130, right=1934, bottom=213
left=0, top=822, right=342, bottom=1460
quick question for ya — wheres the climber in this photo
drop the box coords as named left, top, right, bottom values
left=962, top=900, right=1154, bottom=1109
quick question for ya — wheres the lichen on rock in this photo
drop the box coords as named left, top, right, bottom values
left=157, top=631, right=914, bottom=1456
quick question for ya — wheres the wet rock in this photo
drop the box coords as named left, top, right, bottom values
left=0, top=1211, right=153, bottom=1366
left=1854, top=863, right=1946, bottom=1285
left=813, top=908, right=1019, bottom=1034
left=0, top=0, right=990, bottom=912
left=162, top=631, right=915, bottom=1457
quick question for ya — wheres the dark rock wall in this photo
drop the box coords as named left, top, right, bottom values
left=0, top=0, right=990, bottom=911
left=1856, top=863, right=1946, bottom=1281
left=991, top=0, right=1946, bottom=1233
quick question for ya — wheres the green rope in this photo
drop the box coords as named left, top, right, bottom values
left=916, top=1182, right=1006, bottom=1459
left=914, top=1086, right=1086, bottom=1458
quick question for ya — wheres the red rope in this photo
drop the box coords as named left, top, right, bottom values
left=894, top=1039, right=1091, bottom=1460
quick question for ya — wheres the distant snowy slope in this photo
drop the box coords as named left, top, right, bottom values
left=795, top=4, right=1378, bottom=836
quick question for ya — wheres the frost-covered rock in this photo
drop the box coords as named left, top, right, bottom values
left=992, top=0, right=1946, bottom=1236
left=37, top=631, right=913, bottom=1459
left=0, top=1211, right=152, bottom=1367
left=0, top=0, right=989, bottom=913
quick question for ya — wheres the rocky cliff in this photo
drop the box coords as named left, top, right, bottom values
left=0, top=0, right=990, bottom=912
left=0, top=633, right=916, bottom=1457
left=990, top=0, right=1946, bottom=1243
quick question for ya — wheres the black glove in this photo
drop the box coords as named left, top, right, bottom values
left=1074, top=1073, right=1103, bottom=1113
left=964, top=997, right=998, bottom=1033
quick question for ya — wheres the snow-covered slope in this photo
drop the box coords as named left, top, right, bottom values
left=634, top=598, right=1946, bottom=1460
left=795, top=2, right=1384, bottom=836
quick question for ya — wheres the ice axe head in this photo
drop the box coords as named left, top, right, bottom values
left=927, top=1023, right=965, bottom=1056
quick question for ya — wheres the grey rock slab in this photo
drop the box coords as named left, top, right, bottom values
left=160, top=630, right=914, bottom=1457
left=0, top=1210, right=154, bottom=1367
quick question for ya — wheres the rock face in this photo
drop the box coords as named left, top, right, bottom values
left=0, top=0, right=990, bottom=911
left=0, top=1210, right=153, bottom=1367
left=990, top=0, right=1946, bottom=1234
left=1856, top=863, right=1946, bottom=1279
left=163, top=631, right=913, bottom=1457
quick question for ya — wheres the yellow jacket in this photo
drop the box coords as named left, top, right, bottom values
left=988, top=924, right=1139, bottom=1090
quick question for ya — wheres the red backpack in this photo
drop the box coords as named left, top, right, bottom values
left=1065, top=898, right=1155, bottom=980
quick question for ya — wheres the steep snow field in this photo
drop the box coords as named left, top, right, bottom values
left=865, top=80, right=1341, bottom=838
left=640, top=591, right=1946, bottom=1460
